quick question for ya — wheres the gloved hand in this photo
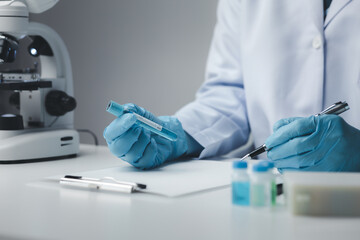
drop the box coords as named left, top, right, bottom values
left=265, top=115, right=360, bottom=172
left=103, top=103, right=188, bottom=170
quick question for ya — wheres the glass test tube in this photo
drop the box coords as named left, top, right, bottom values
left=106, top=101, right=178, bottom=141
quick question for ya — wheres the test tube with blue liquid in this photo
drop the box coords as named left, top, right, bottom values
left=106, top=101, right=178, bottom=141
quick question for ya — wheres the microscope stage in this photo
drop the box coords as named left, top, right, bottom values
left=0, top=80, right=52, bottom=91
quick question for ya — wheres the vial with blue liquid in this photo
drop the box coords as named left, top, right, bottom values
left=232, top=161, right=250, bottom=206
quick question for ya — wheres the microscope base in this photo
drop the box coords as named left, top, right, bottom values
left=0, top=129, right=79, bottom=163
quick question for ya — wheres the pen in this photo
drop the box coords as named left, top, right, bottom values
left=106, top=100, right=178, bottom=141
left=240, top=101, right=349, bottom=161
left=60, top=175, right=147, bottom=193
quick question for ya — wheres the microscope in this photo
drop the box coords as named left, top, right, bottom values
left=0, top=0, right=79, bottom=163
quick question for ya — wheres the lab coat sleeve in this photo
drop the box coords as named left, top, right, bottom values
left=175, top=0, right=250, bottom=158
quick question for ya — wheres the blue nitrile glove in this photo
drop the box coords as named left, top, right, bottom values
left=103, top=103, right=188, bottom=170
left=265, top=115, right=360, bottom=172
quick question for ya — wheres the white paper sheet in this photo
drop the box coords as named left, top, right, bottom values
left=59, top=160, right=232, bottom=197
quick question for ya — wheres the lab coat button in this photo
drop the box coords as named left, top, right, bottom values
left=312, top=36, right=322, bottom=49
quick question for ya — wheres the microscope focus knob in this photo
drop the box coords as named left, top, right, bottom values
left=45, top=90, right=77, bottom=116
left=0, top=114, right=24, bottom=130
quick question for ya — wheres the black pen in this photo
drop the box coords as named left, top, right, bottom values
left=240, top=101, right=349, bottom=161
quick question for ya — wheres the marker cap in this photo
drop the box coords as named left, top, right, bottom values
left=252, top=162, right=269, bottom=172
left=233, top=161, right=247, bottom=169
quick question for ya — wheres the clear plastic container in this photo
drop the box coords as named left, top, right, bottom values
left=232, top=161, right=250, bottom=206
left=267, top=161, right=277, bottom=206
left=250, top=161, right=274, bottom=207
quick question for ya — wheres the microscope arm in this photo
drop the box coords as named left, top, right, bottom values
left=19, top=22, right=75, bottom=129
left=27, top=22, right=73, bottom=95
left=23, top=0, right=59, bottom=14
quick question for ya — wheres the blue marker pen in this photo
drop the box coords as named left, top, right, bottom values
left=106, top=101, right=178, bottom=141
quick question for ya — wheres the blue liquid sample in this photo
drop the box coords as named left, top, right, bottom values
left=232, top=182, right=250, bottom=206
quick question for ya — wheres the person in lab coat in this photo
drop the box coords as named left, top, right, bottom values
left=104, top=0, right=360, bottom=172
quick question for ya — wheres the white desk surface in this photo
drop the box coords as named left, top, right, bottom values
left=0, top=144, right=359, bottom=240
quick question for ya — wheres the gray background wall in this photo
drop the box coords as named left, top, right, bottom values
left=30, top=0, right=218, bottom=145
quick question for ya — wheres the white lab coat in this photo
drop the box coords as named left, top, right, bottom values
left=175, top=0, right=360, bottom=158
